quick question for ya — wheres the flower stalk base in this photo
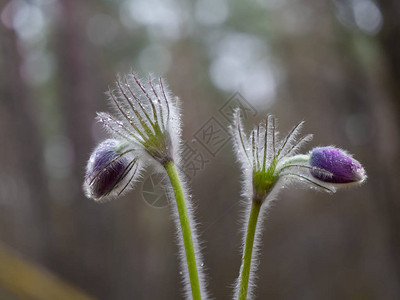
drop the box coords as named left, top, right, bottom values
left=164, top=160, right=202, bottom=300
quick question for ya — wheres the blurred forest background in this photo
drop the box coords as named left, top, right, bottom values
left=0, top=0, right=400, bottom=299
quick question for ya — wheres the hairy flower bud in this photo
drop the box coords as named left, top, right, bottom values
left=84, top=71, right=181, bottom=201
left=84, top=139, right=140, bottom=201
left=309, top=147, right=366, bottom=184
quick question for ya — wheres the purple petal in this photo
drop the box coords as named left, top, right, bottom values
left=84, top=139, right=134, bottom=200
left=309, top=147, right=366, bottom=184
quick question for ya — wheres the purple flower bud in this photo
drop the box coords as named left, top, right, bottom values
left=84, top=139, right=138, bottom=201
left=309, top=147, right=366, bottom=184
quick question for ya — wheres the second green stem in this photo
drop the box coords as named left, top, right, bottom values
left=238, top=200, right=262, bottom=300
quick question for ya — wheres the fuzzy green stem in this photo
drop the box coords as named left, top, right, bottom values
left=164, top=160, right=201, bottom=300
left=238, top=200, right=262, bottom=300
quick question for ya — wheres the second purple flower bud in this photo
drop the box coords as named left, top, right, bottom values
left=309, top=146, right=366, bottom=185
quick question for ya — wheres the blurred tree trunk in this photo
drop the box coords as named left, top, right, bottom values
left=0, top=26, right=50, bottom=264
left=56, top=1, right=97, bottom=173
left=375, top=0, right=400, bottom=282
left=51, top=0, right=113, bottom=297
